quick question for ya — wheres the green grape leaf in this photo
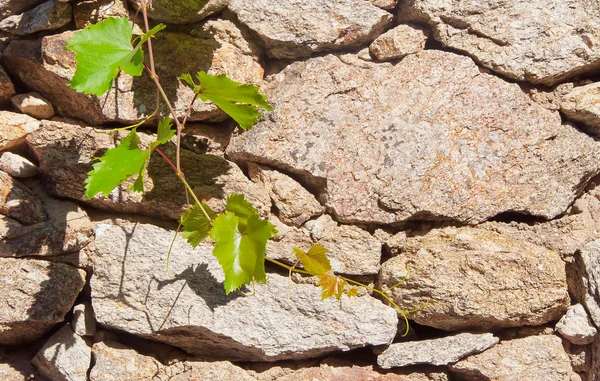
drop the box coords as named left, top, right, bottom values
left=178, top=71, right=272, bottom=131
left=293, top=244, right=331, bottom=277
left=84, top=129, right=148, bottom=198
left=66, top=16, right=165, bottom=96
left=180, top=203, right=218, bottom=248
left=317, top=272, right=346, bottom=301
left=346, top=286, right=359, bottom=297
left=225, top=193, right=258, bottom=232
left=210, top=211, right=276, bottom=294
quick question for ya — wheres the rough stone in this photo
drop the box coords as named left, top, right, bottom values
left=90, top=219, right=397, bottom=361
left=0, top=171, right=45, bottom=225
left=0, top=152, right=38, bottom=178
left=556, top=304, right=598, bottom=345
left=227, top=51, right=600, bottom=225
left=266, top=214, right=382, bottom=276
left=560, top=82, right=600, bottom=136
left=590, top=338, right=600, bottom=381
left=569, top=239, right=600, bottom=329
left=374, top=229, right=407, bottom=257
left=32, top=324, right=91, bottom=381
left=378, top=333, right=498, bottom=369
left=450, top=335, right=576, bottom=381
left=368, top=0, right=397, bottom=10
left=0, top=64, right=14, bottom=106
left=564, top=342, right=592, bottom=373
left=0, top=179, right=93, bottom=258
left=89, top=341, right=160, bottom=381
left=2, top=19, right=263, bottom=125
left=0, top=1, right=72, bottom=36
left=72, top=303, right=96, bottom=337
left=379, top=226, right=569, bottom=331
left=369, top=24, right=429, bottom=61
left=228, top=0, right=392, bottom=59
left=154, top=360, right=256, bottom=381
left=11, top=92, right=55, bottom=119
left=0, top=349, right=40, bottom=381
left=26, top=119, right=271, bottom=220
left=0, top=0, right=46, bottom=20
left=74, top=0, right=128, bottom=29
left=129, top=0, right=228, bottom=25
left=0, top=111, right=40, bottom=152
left=398, top=0, right=600, bottom=85
left=181, top=122, right=234, bottom=156
left=248, top=163, right=324, bottom=226
left=0, top=258, right=86, bottom=345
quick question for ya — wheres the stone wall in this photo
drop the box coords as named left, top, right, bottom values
left=1, top=0, right=600, bottom=380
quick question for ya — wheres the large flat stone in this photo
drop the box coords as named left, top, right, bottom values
left=26, top=119, right=270, bottom=220
left=398, top=0, right=600, bottom=85
left=379, top=226, right=569, bottom=331
left=227, top=51, right=600, bottom=225
left=90, top=218, right=398, bottom=361
left=128, top=0, right=228, bottom=25
left=0, top=111, right=40, bottom=152
left=0, top=171, right=45, bottom=225
left=228, top=0, right=392, bottom=59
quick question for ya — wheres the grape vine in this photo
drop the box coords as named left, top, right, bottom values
left=66, top=0, right=414, bottom=329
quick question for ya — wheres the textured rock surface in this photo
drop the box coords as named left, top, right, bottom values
left=449, top=335, right=575, bottom=381
left=26, top=119, right=271, bottom=219
left=227, top=51, right=600, bottom=225
left=0, top=1, right=72, bottom=36
left=379, top=226, right=569, bottom=331
left=0, top=258, right=86, bottom=345
left=570, top=239, right=600, bottom=329
left=248, top=163, right=324, bottom=226
left=0, top=171, right=45, bottom=225
left=90, top=218, right=397, bottom=361
left=0, top=152, right=39, bottom=178
left=74, top=0, right=128, bottom=29
left=0, top=65, right=14, bottom=106
left=556, top=304, right=598, bottom=345
left=368, top=0, right=397, bottom=10
left=2, top=19, right=263, bottom=125
left=378, top=333, right=498, bottom=369
left=0, top=0, right=46, bottom=19
left=11, top=92, right=54, bottom=119
left=129, top=0, right=229, bottom=24
left=370, top=24, right=429, bottom=61
left=560, top=82, right=600, bottom=136
left=154, top=361, right=257, bottom=381
left=0, top=179, right=93, bottom=258
left=72, top=303, right=96, bottom=337
left=0, top=111, right=40, bottom=151
left=564, top=342, right=592, bottom=373
left=267, top=214, right=382, bottom=276
left=89, top=341, right=160, bottom=381
left=398, top=0, right=600, bottom=85
left=32, top=324, right=91, bottom=381
left=228, top=0, right=392, bottom=58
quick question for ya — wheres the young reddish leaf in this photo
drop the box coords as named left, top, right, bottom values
left=293, top=244, right=331, bottom=277
left=66, top=16, right=165, bottom=96
left=317, top=272, right=346, bottom=301
left=210, top=212, right=276, bottom=294
left=178, top=71, right=272, bottom=131
left=180, top=203, right=217, bottom=248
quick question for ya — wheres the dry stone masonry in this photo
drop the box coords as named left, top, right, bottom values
left=0, top=0, right=599, bottom=380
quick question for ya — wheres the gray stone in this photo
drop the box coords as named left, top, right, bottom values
left=0, top=179, right=93, bottom=258
left=0, top=64, right=14, bottom=106
left=90, top=218, right=398, bottom=361
left=0, top=258, right=86, bottom=345
left=369, top=24, right=429, bottom=61
left=266, top=214, right=382, bottom=276
left=374, top=229, right=407, bottom=257
left=378, top=333, right=499, bottom=369
left=450, top=335, right=576, bottom=381
left=227, top=51, right=600, bottom=225
left=570, top=239, right=600, bottom=329
left=0, top=152, right=38, bottom=178
left=2, top=19, right=263, bottom=125
left=248, top=163, right=324, bottom=226
left=26, top=119, right=271, bottom=220
left=32, top=324, right=91, bottom=381
left=379, top=226, right=569, bottom=331
left=228, top=0, right=392, bottom=59
left=398, top=0, right=600, bottom=85
left=0, top=1, right=72, bottom=36
left=556, top=304, right=598, bottom=345
left=560, top=82, right=600, bottom=136
left=89, top=341, right=160, bottom=381
left=0, top=0, right=46, bottom=20
left=181, top=122, right=235, bottom=156
left=129, top=0, right=229, bottom=25
left=11, top=92, right=54, bottom=119
left=74, top=0, right=128, bottom=29
left=72, top=303, right=96, bottom=337
left=0, top=111, right=40, bottom=152
left=0, top=171, right=45, bottom=225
